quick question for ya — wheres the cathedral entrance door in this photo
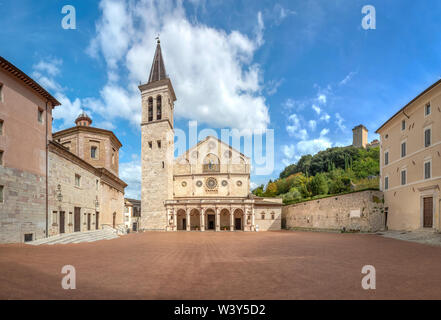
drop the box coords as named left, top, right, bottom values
left=235, top=218, right=242, bottom=230
left=207, top=215, right=215, bottom=230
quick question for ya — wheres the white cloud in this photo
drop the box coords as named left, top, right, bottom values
left=86, top=0, right=270, bottom=133
left=335, top=113, right=346, bottom=131
left=317, top=94, right=326, bottom=104
left=286, top=114, right=308, bottom=140
left=33, top=59, right=62, bottom=77
left=312, top=104, right=321, bottom=115
left=308, top=120, right=317, bottom=131
left=266, top=78, right=284, bottom=96
left=250, top=181, right=258, bottom=190
left=119, top=159, right=141, bottom=199
left=320, top=113, right=330, bottom=122
left=320, top=128, right=329, bottom=136
left=339, top=71, right=357, bottom=86
left=52, top=94, right=84, bottom=130
left=281, top=137, right=332, bottom=166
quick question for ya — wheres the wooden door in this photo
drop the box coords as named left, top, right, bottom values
left=423, top=197, right=433, bottom=228
left=59, top=212, right=65, bottom=234
left=87, top=213, right=91, bottom=231
left=235, top=218, right=241, bottom=230
left=95, top=212, right=99, bottom=230
left=74, top=207, right=81, bottom=232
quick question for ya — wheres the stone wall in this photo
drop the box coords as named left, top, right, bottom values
left=0, top=166, right=46, bottom=243
left=283, top=190, right=385, bottom=232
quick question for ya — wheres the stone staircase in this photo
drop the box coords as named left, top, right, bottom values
left=27, top=229, right=119, bottom=245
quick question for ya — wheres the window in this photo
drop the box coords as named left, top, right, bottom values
left=156, top=96, right=162, bottom=120
left=38, top=108, right=44, bottom=123
left=162, top=161, right=164, bottom=168
left=384, top=176, right=389, bottom=190
left=401, top=141, right=406, bottom=158
left=424, top=128, right=431, bottom=147
left=52, top=211, right=58, bottom=225
left=112, top=149, right=116, bottom=165
left=401, top=169, right=407, bottom=185
left=157, top=140, right=161, bottom=148
left=271, top=213, right=275, bottom=220
left=384, top=151, right=389, bottom=165
left=91, top=146, right=97, bottom=159
left=0, top=120, right=3, bottom=135
left=24, top=234, right=33, bottom=242
left=425, top=103, right=431, bottom=116
left=0, top=185, right=3, bottom=203
left=148, top=97, right=153, bottom=122
left=0, top=150, right=3, bottom=166
left=401, top=119, right=406, bottom=131
left=424, top=160, right=431, bottom=179
left=96, top=180, right=99, bottom=190
left=75, top=174, right=81, bottom=187
left=261, top=214, right=265, bottom=220
left=0, top=83, right=3, bottom=102
left=148, top=141, right=152, bottom=149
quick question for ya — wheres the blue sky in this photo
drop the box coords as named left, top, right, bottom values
left=2, top=0, right=441, bottom=198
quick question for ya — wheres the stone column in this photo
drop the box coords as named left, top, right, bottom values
left=173, top=208, right=177, bottom=231
left=216, top=208, right=220, bottom=231
left=200, top=208, right=205, bottom=231
left=166, top=207, right=170, bottom=231
left=230, top=208, right=234, bottom=231
left=186, top=208, right=190, bottom=231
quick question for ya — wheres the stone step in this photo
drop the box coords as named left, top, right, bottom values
left=28, top=229, right=119, bottom=245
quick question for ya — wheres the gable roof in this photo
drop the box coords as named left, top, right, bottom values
left=175, top=135, right=250, bottom=163
left=0, top=56, right=61, bottom=107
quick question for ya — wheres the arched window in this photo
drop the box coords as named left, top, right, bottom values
left=156, top=95, right=162, bottom=120
left=203, top=153, right=220, bottom=172
left=148, top=97, right=153, bottom=122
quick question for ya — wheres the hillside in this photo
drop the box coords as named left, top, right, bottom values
left=253, top=145, right=380, bottom=205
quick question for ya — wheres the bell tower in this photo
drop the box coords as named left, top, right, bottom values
left=139, top=38, right=176, bottom=230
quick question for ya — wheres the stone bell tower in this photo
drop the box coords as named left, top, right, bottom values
left=139, top=38, right=176, bottom=230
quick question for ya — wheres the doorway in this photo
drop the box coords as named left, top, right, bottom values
left=74, top=207, right=81, bottom=232
left=95, top=212, right=99, bottom=230
left=207, top=215, right=215, bottom=230
left=87, top=213, right=91, bottom=231
left=235, top=218, right=242, bottom=230
left=423, top=197, right=433, bottom=228
left=59, top=212, right=65, bottom=234
left=112, top=212, right=116, bottom=228
left=183, top=218, right=187, bottom=230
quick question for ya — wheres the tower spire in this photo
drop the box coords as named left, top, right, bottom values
left=148, top=37, right=167, bottom=84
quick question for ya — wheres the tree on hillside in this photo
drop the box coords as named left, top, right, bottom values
left=308, top=173, right=329, bottom=196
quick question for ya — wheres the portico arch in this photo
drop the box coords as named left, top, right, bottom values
left=220, top=209, right=230, bottom=231
left=233, top=208, right=244, bottom=231
left=176, top=209, right=187, bottom=230
left=204, top=208, right=216, bottom=230
left=190, top=209, right=201, bottom=231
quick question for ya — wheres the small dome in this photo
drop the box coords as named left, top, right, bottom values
left=75, top=111, right=92, bottom=127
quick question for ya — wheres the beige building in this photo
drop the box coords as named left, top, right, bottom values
left=377, top=79, right=441, bottom=231
left=0, top=56, right=126, bottom=243
left=140, top=40, right=282, bottom=232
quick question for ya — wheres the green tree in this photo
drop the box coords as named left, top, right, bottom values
left=308, top=173, right=329, bottom=196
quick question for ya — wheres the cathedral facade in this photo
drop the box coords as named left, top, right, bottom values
left=139, top=40, right=282, bottom=232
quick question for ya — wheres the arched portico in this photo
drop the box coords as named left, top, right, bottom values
left=176, top=209, right=187, bottom=230
left=204, top=208, right=216, bottom=231
left=233, top=208, right=244, bottom=231
left=220, top=209, right=231, bottom=231
left=190, top=208, right=201, bottom=231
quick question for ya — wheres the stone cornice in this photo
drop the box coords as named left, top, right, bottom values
left=53, top=126, right=122, bottom=149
